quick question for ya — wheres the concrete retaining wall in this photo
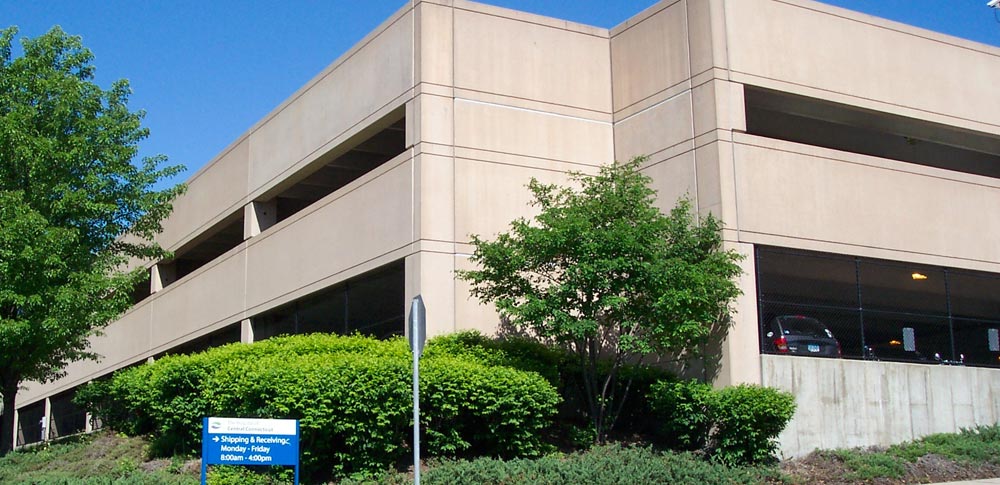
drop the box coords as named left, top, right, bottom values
left=761, top=354, right=1000, bottom=457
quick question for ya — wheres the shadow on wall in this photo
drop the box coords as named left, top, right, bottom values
left=493, top=312, right=736, bottom=384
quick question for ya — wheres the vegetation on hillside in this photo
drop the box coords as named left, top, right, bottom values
left=3, top=425, right=1000, bottom=484
left=77, top=333, right=560, bottom=482
left=72, top=331, right=798, bottom=482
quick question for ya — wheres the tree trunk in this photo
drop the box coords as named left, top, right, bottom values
left=0, top=380, right=17, bottom=455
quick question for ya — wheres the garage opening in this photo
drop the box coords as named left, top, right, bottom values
left=757, top=246, right=1000, bottom=367
left=252, top=260, right=405, bottom=341
left=267, top=108, right=407, bottom=225
left=744, top=86, right=1000, bottom=178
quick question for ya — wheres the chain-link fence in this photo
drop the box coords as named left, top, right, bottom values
left=757, top=246, right=1000, bottom=367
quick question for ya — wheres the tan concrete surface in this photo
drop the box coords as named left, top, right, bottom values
left=715, top=242, right=762, bottom=386
left=763, top=355, right=1000, bottom=457
left=725, top=0, right=1000, bottom=133
left=732, top=134, right=1000, bottom=271
left=249, top=11, right=413, bottom=191
left=611, top=0, right=689, bottom=113
left=453, top=6, right=611, bottom=113
left=158, top=138, right=249, bottom=252
left=244, top=156, right=414, bottom=311
left=452, top=99, right=613, bottom=167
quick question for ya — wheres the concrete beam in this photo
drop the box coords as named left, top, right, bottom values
left=244, top=200, right=277, bottom=239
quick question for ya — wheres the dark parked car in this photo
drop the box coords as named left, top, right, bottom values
left=764, top=315, right=841, bottom=357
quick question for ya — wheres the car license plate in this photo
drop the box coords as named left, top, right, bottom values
left=808, top=344, right=820, bottom=353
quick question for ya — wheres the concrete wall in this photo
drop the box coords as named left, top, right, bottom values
left=730, top=133, right=1000, bottom=273
left=410, top=0, right=616, bottom=337
left=610, top=0, right=745, bottom=235
left=763, top=355, right=1000, bottom=457
left=609, top=0, right=752, bottom=386
left=154, top=4, right=415, bottom=256
left=18, top=154, right=417, bottom=406
left=723, top=0, right=1000, bottom=135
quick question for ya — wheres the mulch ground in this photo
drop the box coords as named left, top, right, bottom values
left=777, top=450, right=1000, bottom=485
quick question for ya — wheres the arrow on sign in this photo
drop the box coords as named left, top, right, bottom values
left=213, top=436, right=219, bottom=442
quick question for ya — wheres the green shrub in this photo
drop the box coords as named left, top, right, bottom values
left=647, top=379, right=713, bottom=451
left=889, top=423, right=1000, bottom=465
left=83, top=333, right=561, bottom=481
left=831, top=449, right=906, bottom=480
left=828, top=423, right=1000, bottom=481
left=648, top=380, right=796, bottom=466
left=421, top=356, right=560, bottom=458
left=202, top=352, right=413, bottom=478
left=426, top=331, right=673, bottom=439
left=206, top=465, right=292, bottom=485
left=424, top=331, right=569, bottom=386
left=415, top=443, right=770, bottom=485
left=709, top=384, right=796, bottom=466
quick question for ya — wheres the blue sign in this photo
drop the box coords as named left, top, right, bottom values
left=201, top=417, right=300, bottom=484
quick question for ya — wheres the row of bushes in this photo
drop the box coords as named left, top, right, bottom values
left=76, top=333, right=561, bottom=481
left=436, top=331, right=797, bottom=466
left=648, top=380, right=796, bottom=465
left=344, top=444, right=775, bottom=485
left=76, top=331, right=797, bottom=481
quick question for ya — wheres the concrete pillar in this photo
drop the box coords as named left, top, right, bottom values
left=11, top=408, right=18, bottom=448
left=241, top=318, right=255, bottom=344
left=244, top=200, right=277, bottom=239
left=42, top=398, right=51, bottom=442
left=714, top=241, right=763, bottom=387
left=151, top=263, right=176, bottom=292
left=405, top=251, right=456, bottom=339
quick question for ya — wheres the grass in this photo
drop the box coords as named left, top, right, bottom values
left=891, top=425, right=1000, bottom=464
left=825, top=424, right=1000, bottom=481
left=0, top=431, right=196, bottom=484
left=2, top=425, right=1000, bottom=484
left=342, top=444, right=780, bottom=485
left=830, top=448, right=908, bottom=480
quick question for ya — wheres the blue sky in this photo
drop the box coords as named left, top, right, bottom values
left=2, top=0, right=998, bottom=188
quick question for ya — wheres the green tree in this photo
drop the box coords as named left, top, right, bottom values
left=458, top=157, right=743, bottom=442
left=0, top=26, right=183, bottom=453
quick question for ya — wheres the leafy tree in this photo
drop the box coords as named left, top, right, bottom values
left=458, top=157, right=743, bottom=442
left=0, top=26, right=183, bottom=453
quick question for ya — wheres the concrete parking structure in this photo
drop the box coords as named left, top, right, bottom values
left=11, top=0, right=1000, bottom=458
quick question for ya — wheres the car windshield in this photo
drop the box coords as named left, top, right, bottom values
left=777, top=316, right=830, bottom=338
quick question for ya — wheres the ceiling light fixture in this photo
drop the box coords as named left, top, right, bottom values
left=911, top=272, right=928, bottom=280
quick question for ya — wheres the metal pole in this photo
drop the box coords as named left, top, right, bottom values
left=413, top=342, right=420, bottom=485
left=409, top=295, right=425, bottom=485
left=200, top=418, right=208, bottom=485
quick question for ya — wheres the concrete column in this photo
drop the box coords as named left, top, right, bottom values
left=244, top=200, right=277, bottom=239
left=11, top=409, right=18, bottom=448
left=714, top=241, right=763, bottom=387
left=241, top=318, right=255, bottom=344
left=405, top=251, right=456, bottom=339
left=42, top=398, right=51, bottom=442
left=151, top=263, right=176, bottom=292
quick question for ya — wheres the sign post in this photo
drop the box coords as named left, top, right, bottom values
left=408, top=295, right=426, bottom=485
left=201, top=417, right=300, bottom=485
